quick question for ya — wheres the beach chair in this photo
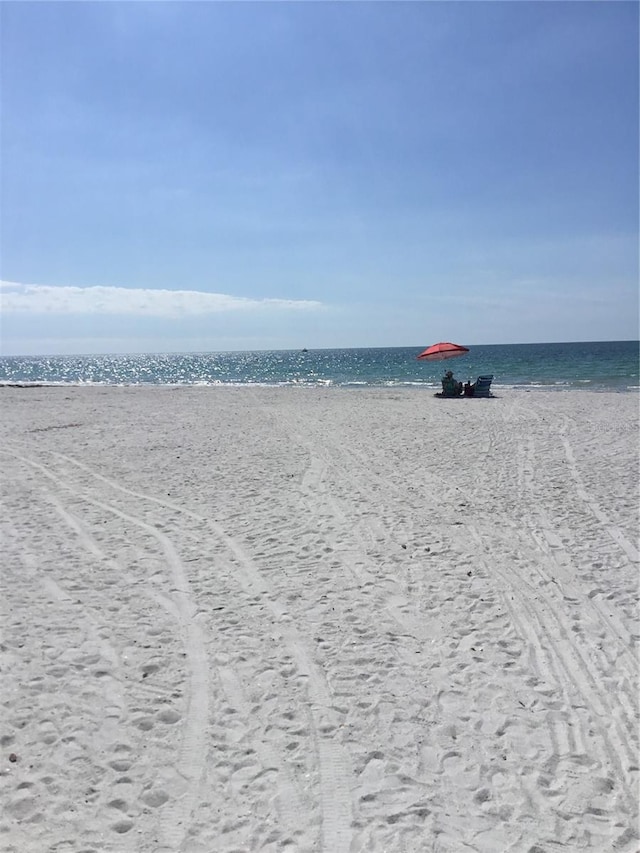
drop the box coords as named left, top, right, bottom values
left=472, top=375, right=494, bottom=397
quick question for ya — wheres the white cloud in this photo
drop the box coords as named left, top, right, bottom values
left=0, top=281, right=324, bottom=318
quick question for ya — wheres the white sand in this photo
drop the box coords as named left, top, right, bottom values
left=0, top=386, right=638, bottom=853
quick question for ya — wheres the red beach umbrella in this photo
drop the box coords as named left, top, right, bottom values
left=416, top=342, right=470, bottom=361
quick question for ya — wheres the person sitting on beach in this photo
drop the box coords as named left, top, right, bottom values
left=442, top=370, right=463, bottom=396
left=464, top=380, right=475, bottom=396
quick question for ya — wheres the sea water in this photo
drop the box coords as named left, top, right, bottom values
left=0, top=341, right=638, bottom=391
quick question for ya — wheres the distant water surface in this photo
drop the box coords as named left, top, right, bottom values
left=0, top=341, right=638, bottom=391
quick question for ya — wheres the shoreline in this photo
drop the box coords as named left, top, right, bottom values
left=1, top=386, right=638, bottom=852
left=1, top=382, right=638, bottom=392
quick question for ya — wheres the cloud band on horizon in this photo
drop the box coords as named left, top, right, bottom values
left=0, top=281, right=324, bottom=318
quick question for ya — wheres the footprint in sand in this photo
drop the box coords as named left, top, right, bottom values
left=156, top=708, right=181, bottom=725
left=141, top=787, right=170, bottom=808
left=111, top=818, right=135, bottom=834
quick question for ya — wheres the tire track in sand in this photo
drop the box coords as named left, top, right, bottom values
left=469, top=521, right=637, bottom=840
left=49, top=450, right=353, bottom=853
left=0, top=504, right=128, bottom=747
left=284, top=400, right=638, bottom=843
left=2, top=447, right=210, bottom=853
left=477, top=409, right=637, bottom=787
left=288, top=419, right=452, bottom=646
left=517, top=434, right=638, bottom=741
left=558, top=419, right=639, bottom=564
left=518, top=429, right=638, bottom=722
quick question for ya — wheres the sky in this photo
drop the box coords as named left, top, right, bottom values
left=1, top=1, right=638, bottom=356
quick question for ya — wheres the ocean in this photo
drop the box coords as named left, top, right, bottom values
left=0, top=341, right=638, bottom=392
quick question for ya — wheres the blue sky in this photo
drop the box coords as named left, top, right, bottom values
left=1, top=1, right=638, bottom=355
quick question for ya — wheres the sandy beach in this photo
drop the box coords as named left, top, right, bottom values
left=0, top=386, right=638, bottom=853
